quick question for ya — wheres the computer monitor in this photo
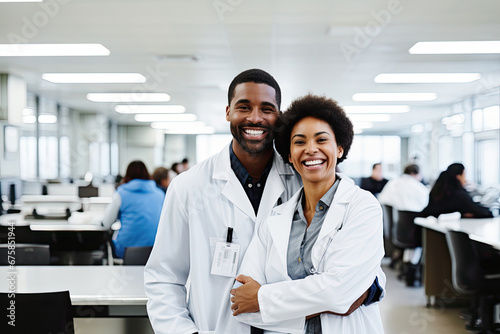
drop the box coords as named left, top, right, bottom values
left=78, top=185, right=99, bottom=198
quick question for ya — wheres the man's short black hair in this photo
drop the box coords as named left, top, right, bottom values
left=403, top=164, right=419, bottom=175
left=373, top=163, right=382, bottom=170
left=227, top=69, right=281, bottom=109
left=275, top=94, right=354, bottom=165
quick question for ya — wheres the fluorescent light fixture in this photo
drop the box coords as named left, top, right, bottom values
left=352, top=122, right=373, bottom=129
left=134, top=114, right=197, bottom=122
left=409, top=41, right=500, bottom=54
left=0, top=44, right=110, bottom=56
left=164, top=127, right=215, bottom=135
left=353, top=93, right=437, bottom=101
left=23, top=115, right=36, bottom=124
left=43, top=73, right=146, bottom=84
left=115, top=104, right=184, bottom=114
left=150, top=121, right=206, bottom=130
left=374, top=73, right=481, bottom=83
left=344, top=105, right=410, bottom=114
left=87, top=93, right=170, bottom=103
left=347, top=114, right=391, bottom=122
left=38, top=115, right=57, bottom=124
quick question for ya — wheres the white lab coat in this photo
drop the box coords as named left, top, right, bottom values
left=144, top=144, right=302, bottom=334
left=378, top=174, right=429, bottom=212
left=235, top=175, right=386, bottom=333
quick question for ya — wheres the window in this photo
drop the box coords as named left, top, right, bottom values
left=341, top=136, right=401, bottom=179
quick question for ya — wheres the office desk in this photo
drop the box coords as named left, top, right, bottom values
left=415, top=217, right=500, bottom=306
left=0, top=266, right=147, bottom=316
left=28, top=220, right=109, bottom=232
left=415, top=217, right=500, bottom=250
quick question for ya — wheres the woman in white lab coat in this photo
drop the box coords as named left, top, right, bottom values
left=231, top=94, right=385, bottom=333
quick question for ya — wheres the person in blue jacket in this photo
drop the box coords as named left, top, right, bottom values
left=102, top=160, right=165, bottom=258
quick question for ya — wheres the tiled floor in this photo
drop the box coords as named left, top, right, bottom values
left=380, top=263, right=469, bottom=334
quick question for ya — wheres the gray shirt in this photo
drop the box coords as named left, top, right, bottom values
left=287, top=178, right=340, bottom=333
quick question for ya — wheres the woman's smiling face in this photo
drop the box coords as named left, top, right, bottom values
left=289, top=116, right=343, bottom=185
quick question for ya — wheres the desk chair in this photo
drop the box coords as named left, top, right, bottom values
left=446, top=230, right=500, bottom=332
left=392, top=210, right=423, bottom=286
left=0, top=290, right=74, bottom=334
left=0, top=243, right=50, bottom=265
left=381, top=204, right=398, bottom=266
left=123, top=246, right=153, bottom=265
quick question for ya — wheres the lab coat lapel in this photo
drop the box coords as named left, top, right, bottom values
left=267, top=190, right=302, bottom=275
left=312, top=176, right=355, bottom=266
left=213, top=144, right=256, bottom=221
left=256, top=160, right=285, bottom=223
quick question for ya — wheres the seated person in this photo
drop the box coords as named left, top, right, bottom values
left=360, top=163, right=388, bottom=197
left=152, top=167, right=171, bottom=193
left=102, top=160, right=165, bottom=258
left=378, top=164, right=429, bottom=212
left=421, top=163, right=493, bottom=218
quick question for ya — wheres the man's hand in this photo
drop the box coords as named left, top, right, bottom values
left=230, top=275, right=261, bottom=316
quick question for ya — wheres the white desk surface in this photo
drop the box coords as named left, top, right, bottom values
left=28, top=220, right=109, bottom=231
left=415, top=216, right=500, bottom=250
left=0, top=213, right=116, bottom=231
left=0, top=266, right=147, bottom=305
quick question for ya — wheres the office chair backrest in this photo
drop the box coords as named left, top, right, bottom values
left=381, top=204, right=394, bottom=239
left=0, top=291, right=74, bottom=334
left=123, top=246, right=153, bottom=265
left=0, top=243, right=50, bottom=265
left=446, top=230, right=482, bottom=295
left=392, top=210, right=422, bottom=249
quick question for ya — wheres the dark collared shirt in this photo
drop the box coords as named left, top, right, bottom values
left=229, top=142, right=273, bottom=214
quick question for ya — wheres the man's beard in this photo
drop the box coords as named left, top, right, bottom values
left=230, top=123, right=273, bottom=155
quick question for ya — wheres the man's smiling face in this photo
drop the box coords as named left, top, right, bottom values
left=226, top=82, right=279, bottom=155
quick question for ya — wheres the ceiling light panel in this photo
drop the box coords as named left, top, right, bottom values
left=344, top=105, right=410, bottom=114
left=352, top=122, right=373, bottom=129
left=348, top=114, right=392, bottom=122
left=0, top=44, right=110, bottom=56
left=409, top=41, right=500, bottom=54
left=43, top=73, right=146, bottom=84
left=164, top=127, right=215, bottom=135
left=352, top=93, right=437, bottom=101
left=134, top=114, right=197, bottom=122
left=150, top=121, right=206, bottom=130
left=374, top=73, right=481, bottom=83
left=87, top=93, right=170, bottom=103
left=38, top=115, right=57, bottom=123
left=115, top=105, right=184, bottom=114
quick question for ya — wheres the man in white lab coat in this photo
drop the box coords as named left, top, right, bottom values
left=144, top=69, right=382, bottom=334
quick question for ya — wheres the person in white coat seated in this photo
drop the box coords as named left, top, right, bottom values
left=378, top=164, right=429, bottom=213
left=230, top=94, right=386, bottom=333
left=378, top=164, right=429, bottom=284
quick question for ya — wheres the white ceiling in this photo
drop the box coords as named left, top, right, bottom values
left=1, top=0, right=499, bottom=135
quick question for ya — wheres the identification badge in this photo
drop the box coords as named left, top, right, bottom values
left=211, top=242, right=240, bottom=277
